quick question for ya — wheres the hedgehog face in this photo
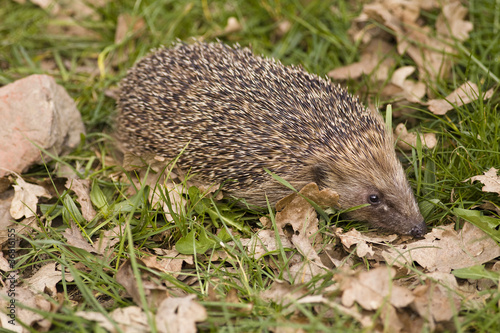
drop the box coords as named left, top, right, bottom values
left=317, top=161, right=427, bottom=238
left=339, top=184, right=427, bottom=238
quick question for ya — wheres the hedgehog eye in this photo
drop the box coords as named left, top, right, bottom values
left=368, top=194, right=381, bottom=205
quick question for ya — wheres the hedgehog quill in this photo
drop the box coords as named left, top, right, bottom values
left=116, top=42, right=427, bottom=237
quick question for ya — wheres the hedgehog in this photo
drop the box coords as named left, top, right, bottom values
left=116, top=42, right=427, bottom=238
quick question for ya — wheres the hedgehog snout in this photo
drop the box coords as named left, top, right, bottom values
left=408, top=220, right=427, bottom=238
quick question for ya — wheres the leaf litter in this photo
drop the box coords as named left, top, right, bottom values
left=2, top=1, right=499, bottom=332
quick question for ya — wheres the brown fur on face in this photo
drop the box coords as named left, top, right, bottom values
left=116, top=42, right=427, bottom=237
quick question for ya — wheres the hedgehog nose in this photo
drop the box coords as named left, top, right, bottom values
left=409, top=221, right=428, bottom=238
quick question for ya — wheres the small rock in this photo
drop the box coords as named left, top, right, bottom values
left=0, top=75, right=85, bottom=177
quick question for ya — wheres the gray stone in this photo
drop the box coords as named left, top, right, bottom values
left=0, top=74, right=85, bottom=177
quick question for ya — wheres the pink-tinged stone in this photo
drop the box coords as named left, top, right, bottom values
left=0, top=75, right=85, bottom=177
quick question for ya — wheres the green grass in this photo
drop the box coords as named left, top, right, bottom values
left=1, top=0, right=499, bottom=332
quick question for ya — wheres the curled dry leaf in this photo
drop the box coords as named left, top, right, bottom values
left=335, top=228, right=398, bottom=258
left=381, top=66, right=426, bottom=103
left=436, top=1, right=474, bottom=40
left=394, top=123, right=437, bottom=150
left=273, top=183, right=339, bottom=282
left=328, top=39, right=395, bottom=81
left=349, top=0, right=473, bottom=82
left=10, top=177, right=50, bottom=219
left=466, top=167, right=500, bottom=195
left=427, top=81, right=494, bottom=115
left=382, top=222, right=500, bottom=273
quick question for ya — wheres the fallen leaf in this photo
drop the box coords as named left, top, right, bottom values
left=335, top=228, right=398, bottom=258
left=62, top=220, right=99, bottom=254
left=142, top=251, right=192, bottom=278
left=155, top=295, right=207, bottom=333
left=0, top=284, right=52, bottom=331
left=328, top=39, right=395, bottom=81
left=381, top=66, right=426, bottom=103
left=348, top=0, right=474, bottom=82
left=95, top=224, right=124, bottom=256
left=77, top=306, right=149, bottom=333
left=115, top=14, right=146, bottom=44
left=239, top=229, right=293, bottom=260
left=116, top=259, right=169, bottom=308
left=261, top=280, right=308, bottom=314
left=436, top=1, right=474, bottom=41
left=467, top=167, right=500, bottom=195
left=10, top=177, right=50, bottom=219
left=427, top=82, right=494, bottom=115
left=412, top=275, right=460, bottom=326
left=286, top=256, right=329, bottom=284
left=339, top=267, right=414, bottom=310
left=24, top=262, right=74, bottom=296
left=382, top=222, right=500, bottom=272
left=394, top=123, right=437, bottom=150
left=65, top=178, right=96, bottom=222
left=275, top=182, right=337, bottom=244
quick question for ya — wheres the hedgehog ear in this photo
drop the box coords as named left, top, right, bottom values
left=311, top=164, right=328, bottom=188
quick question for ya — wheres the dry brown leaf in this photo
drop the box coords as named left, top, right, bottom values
left=466, top=168, right=500, bottom=195
left=348, top=0, right=474, bottom=82
left=65, top=178, right=96, bottom=222
left=76, top=306, right=149, bottom=333
left=10, top=177, right=50, bottom=219
left=62, top=220, right=99, bottom=254
left=427, top=82, right=495, bottom=115
left=115, top=14, right=146, bottom=44
left=94, top=224, right=124, bottom=256
left=155, top=295, right=207, bottom=333
left=0, top=283, right=52, bottom=332
left=394, top=123, right=437, bottom=150
left=239, top=229, right=293, bottom=260
left=116, top=259, right=169, bottom=308
left=0, top=188, right=15, bottom=233
left=0, top=252, right=11, bottom=271
left=275, top=182, right=338, bottom=244
left=339, top=267, right=414, bottom=310
left=141, top=251, right=192, bottom=278
left=328, top=40, right=395, bottom=81
left=382, top=66, right=426, bottom=103
left=412, top=276, right=461, bottom=327
left=261, top=280, right=307, bottom=304
left=297, top=294, right=374, bottom=328
left=24, top=263, right=74, bottom=296
left=436, top=1, right=474, bottom=40
left=286, top=258, right=328, bottom=284
left=335, top=228, right=398, bottom=258
left=382, top=222, right=500, bottom=272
